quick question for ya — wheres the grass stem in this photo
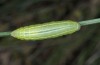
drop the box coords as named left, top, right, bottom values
left=0, top=32, right=11, bottom=37
left=79, top=18, right=100, bottom=26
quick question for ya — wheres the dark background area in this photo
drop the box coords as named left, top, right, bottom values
left=0, top=0, right=100, bottom=65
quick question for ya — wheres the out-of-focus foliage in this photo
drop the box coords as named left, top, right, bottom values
left=0, top=0, right=100, bottom=65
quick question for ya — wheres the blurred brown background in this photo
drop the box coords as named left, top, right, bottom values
left=0, top=0, right=100, bottom=65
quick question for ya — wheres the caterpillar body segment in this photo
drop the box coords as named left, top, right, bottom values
left=11, top=21, right=80, bottom=40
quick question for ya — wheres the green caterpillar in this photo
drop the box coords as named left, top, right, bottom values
left=11, top=20, right=80, bottom=40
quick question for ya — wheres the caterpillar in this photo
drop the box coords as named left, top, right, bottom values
left=11, top=20, right=80, bottom=40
